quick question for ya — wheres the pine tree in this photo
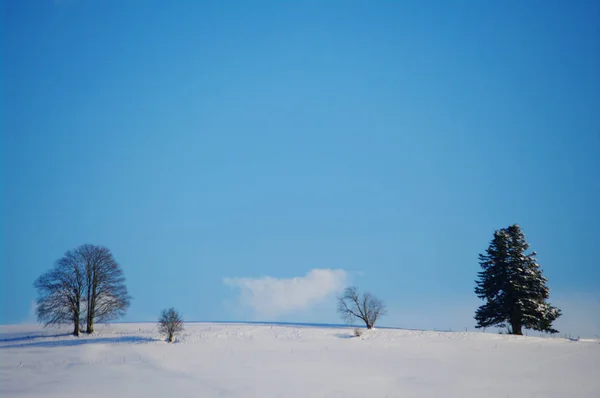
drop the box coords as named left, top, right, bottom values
left=474, top=224, right=561, bottom=335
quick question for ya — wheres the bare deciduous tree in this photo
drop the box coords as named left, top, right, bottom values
left=158, top=308, right=184, bottom=342
left=33, top=244, right=130, bottom=336
left=337, top=286, right=387, bottom=329
left=79, top=244, right=131, bottom=334
left=34, top=250, right=86, bottom=336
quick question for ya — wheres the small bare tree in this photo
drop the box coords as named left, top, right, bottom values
left=337, top=286, right=387, bottom=329
left=158, top=308, right=184, bottom=343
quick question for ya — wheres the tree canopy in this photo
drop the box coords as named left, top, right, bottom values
left=474, top=224, right=560, bottom=335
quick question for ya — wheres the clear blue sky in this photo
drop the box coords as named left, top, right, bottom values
left=2, top=1, right=599, bottom=337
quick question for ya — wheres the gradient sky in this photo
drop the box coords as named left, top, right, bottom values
left=2, top=1, right=599, bottom=337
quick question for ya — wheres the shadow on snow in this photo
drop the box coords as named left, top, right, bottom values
left=0, top=335, right=156, bottom=349
left=0, top=333, right=69, bottom=343
left=334, top=333, right=356, bottom=339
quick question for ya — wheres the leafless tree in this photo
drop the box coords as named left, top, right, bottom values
left=34, top=250, right=86, bottom=336
left=34, top=244, right=130, bottom=335
left=79, top=244, right=131, bottom=334
left=158, top=308, right=184, bottom=342
left=337, top=286, right=387, bottom=329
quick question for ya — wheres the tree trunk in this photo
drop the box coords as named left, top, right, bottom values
left=86, top=291, right=95, bottom=333
left=73, top=317, right=80, bottom=336
left=86, top=274, right=97, bottom=334
left=86, top=319, right=94, bottom=334
left=73, top=299, right=80, bottom=336
left=86, top=302, right=94, bottom=333
left=86, top=285, right=93, bottom=333
left=510, top=321, right=523, bottom=335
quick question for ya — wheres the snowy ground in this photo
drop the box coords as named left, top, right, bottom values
left=1, top=323, right=599, bottom=398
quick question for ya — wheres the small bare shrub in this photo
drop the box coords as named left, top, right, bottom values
left=354, top=328, right=363, bottom=337
left=158, top=307, right=183, bottom=343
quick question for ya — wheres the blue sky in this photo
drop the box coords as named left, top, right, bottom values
left=2, top=1, right=599, bottom=337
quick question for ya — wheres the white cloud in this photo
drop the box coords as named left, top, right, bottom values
left=224, top=269, right=348, bottom=319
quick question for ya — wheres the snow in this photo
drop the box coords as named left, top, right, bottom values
left=1, top=323, right=599, bottom=397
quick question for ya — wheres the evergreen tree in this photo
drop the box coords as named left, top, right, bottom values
left=474, top=224, right=561, bottom=335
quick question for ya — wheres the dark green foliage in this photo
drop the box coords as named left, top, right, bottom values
left=474, top=225, right=561, bottom=335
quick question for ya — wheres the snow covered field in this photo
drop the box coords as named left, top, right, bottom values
left=1, top=323, right=599, bottom=398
